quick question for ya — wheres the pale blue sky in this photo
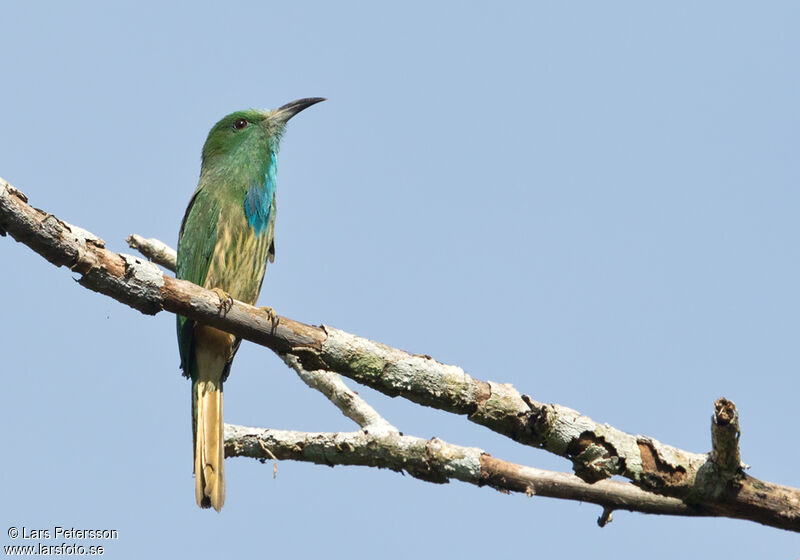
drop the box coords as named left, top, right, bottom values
left=1, top=1, right=798, bottom=557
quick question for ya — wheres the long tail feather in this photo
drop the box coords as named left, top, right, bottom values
left=194, top=379, right=225, bottom=511
left=191, top=324, right=233, bottom=512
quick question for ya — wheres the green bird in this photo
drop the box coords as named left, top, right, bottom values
left=176, top=98, right=324, bottom=511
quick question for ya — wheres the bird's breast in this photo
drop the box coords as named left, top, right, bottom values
left=204, top=206, right=272, bottom=305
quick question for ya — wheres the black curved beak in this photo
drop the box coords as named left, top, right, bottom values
left=273, top=97, right=326, bottom=124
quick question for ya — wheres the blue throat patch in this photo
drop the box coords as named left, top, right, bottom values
left=244, top=158, right=276, bottom=236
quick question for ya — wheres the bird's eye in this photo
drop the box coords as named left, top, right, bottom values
left=233, top=118, right=248, bottom=130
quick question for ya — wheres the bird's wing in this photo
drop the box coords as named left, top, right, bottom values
left=176, top=186, right=220, bottom=378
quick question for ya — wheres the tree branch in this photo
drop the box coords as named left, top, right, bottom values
left=281, top=353, right=397, bottom=433
left=224, top=424, right=704, bottom=521
left=125, top=233, right=176, bottom=271
left=711, top=397, right=742, bottom=477
left=2, top=176, right=799, bottom=532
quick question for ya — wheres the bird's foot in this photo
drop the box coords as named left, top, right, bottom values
left=211, top=288, right=234, bottom=316
left=259, top=306, right=280, bottom=332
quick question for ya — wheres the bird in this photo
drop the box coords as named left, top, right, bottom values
left=176, top=98, right=324, bottom=511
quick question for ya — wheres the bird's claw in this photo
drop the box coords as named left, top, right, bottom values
left=211, top=288, right=234, bottom=316
left=259, top=306, right=280, bottom=332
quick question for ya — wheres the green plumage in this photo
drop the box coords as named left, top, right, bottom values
left=175, top=99, right=324, bottom=511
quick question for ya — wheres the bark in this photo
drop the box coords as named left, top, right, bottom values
left=224, top=424, right=704, bottom=523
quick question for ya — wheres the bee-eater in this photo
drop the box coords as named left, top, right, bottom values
left=176, top=98, right=324, bottom=511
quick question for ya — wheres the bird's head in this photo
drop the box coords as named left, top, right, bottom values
left=201, top=97, right=325, bottom=168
